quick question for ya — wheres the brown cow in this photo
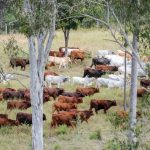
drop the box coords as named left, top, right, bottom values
left=0, top=88, right=5, bottom=94
left=140, top=79, right=150, bottom=88
left=53, top=102, right=77, bottom=112
left=43, top=94, right=51, bottom=103
left=44, top=87, right=64, bottom=100
left=0, top=117, right=20, bottom=127
left=0, top=114, right=8, bottom=119
left=16, top=112, right=46, bottom=125
left=49, top=51, right=65, bottom=57
left=58, top=95, right=83, bottom=104
left=95, top=65, right=118, bottom=72
left=7, top=100, right=31, bottom=110
left=0, top=95, right=3, bottom=101
left=51, top=113, right=76, bottom=128
left=10, top=57, right=27, bottom=70
left=89, top=99, right=117, bottom=114
left=137, top=88, right=149, bottom=97
left=61, top=92, right=85, bottom=98
left=76, top=87, right=99, bottom=96
left=45, top=62, right=55, bottom=69
left=16, top=88, right=29, bottom=99
left=76, top=110, right=93, bottom=123
left=61, top=110, right=93, bottom=123
left=70, top=50, right=85, bottom=63
left=44, top=71, right=58, bottom=80
left=2, top=88, right=17, bottom=100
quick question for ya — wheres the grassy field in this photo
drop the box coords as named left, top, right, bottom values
left=0, top=29, right=149, bottom=150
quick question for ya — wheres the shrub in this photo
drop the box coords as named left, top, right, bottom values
left=89, top=130, right=102, bottom=140
left=53, top=144, right=61, bottom=150
left=107, top=111, right=129, bottom=130
left=3, top=36, right=23, bottom=58
left=105, top=138, right=129, bottom=150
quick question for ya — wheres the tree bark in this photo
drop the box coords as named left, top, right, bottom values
left=123, top=50, right=127, bottom=111
left=63, top=29, right=70, bottom=56
left=128, top=31, right=138, bottom=146
left=29, top=36, right=44, bottom=150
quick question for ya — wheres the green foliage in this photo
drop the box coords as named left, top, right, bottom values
left=57, top=0, right=84, bottom=31
left=3, top=36, right=22, bottom=58
left=89, top=130, right=102, bottom=140
left=56, top=125, right=68, bottom=135
left=10, top=0, right=55, bottom=37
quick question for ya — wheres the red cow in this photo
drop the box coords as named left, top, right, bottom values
left=52, top=102, right=77, bottom=112
left=44, top=71, right=58, bottom=80
left=49, top=51, right=65, bottom=57
left=44, top=87, right=64, bottom=100
left=70, top=50, right=85, bottom=63
left=45, top=62, right=55, bottom=69
left=0, top=117, right=20, bottom=127
left=89, top=99, right=117, bottom=114
left=51, top=113, right=76, bottom=128
left=95, top=65, right=118, bottom=72
left=76, top=87, right=99, bottom=96
left=7, top=100, right=31, bottom=110
left=58, top=95, right=83, bottom=104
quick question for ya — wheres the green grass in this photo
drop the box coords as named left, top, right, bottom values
left=0, top=29, right=149, bottom=150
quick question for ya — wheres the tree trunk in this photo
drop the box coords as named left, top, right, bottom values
left=63, top=29, right=70, bottom=56
left=123, top=50, right=127, bottom=111
left=106, top=1, right=110, bottom=23
left=29, top=36, right=44, bottom=150
left=128, top=31, right=138, bottom=146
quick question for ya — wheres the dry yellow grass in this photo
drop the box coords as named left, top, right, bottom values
left=0, top=29, right=149, bottom=150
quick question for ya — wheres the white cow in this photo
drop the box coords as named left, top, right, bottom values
left=96, top=50, right=114, bottom=58
left=48, top=56, right=71, bottom=69
left=118, top=65, right=146, bottom=77
left=108, top=74, right=124, bottom=81
left=105, top=54, right=131, bottom=66
left=108, top=78, right=124, bottom=88
left=72, top=76, right=95, bottom=87
left=96, top=78, right=110, bottom=88
left=96, top=76, right=124, bottom=88
left=45, top=75, right=70, bottom=88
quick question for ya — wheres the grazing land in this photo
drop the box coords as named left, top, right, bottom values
left=0, top=29, right=149, bottom=150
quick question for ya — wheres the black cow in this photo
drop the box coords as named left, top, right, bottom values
left=16, top=112, right=46, bottom=125
left=83, top=68, right=105, bottom=78
left=90, top=57, right=110, bottom=67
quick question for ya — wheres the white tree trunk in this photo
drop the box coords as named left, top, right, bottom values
left=128, top=32, right=138, bottom=145
left=64, top=29, right=70, bottom=56
left=123, top=50, right=127, bottom=111
left=29, top=36, right=44, bottom=150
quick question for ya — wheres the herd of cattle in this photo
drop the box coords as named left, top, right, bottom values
left=0, top=47, right=150, bottom=128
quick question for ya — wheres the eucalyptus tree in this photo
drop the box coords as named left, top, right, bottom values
left=83, top=0, right=150, bottom=148
left=57, top=0, right=84, bottom=54
left=10, top=0, right=56, bottom=150
left=0, top=0, right=9, bottom=30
